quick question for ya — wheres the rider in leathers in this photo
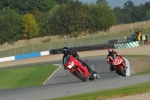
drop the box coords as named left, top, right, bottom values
left=106, top=48, right=126, bottom=71
left=62, top=47, right=90, bottom=70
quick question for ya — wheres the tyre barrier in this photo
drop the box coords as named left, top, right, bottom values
left=114, top=41, right=139, bottom=49
left=50, top=44, right=114, bottom=54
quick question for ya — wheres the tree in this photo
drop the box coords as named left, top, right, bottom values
left=35, top=0, right=57, bottom=12
left=32, top=9, right=48, bottom=36
left=54, top=0, right=70, bottom=4
left=142, top=2, right=150, bottom=21
left=124, top=0, right=134, bottom=8
left=113, top=7, right=123, bottom=24
left=88, top=4, right=116, bottom=33
left=1, top=0, right=35, bottom=14
left=0, top=7, right=22, bottom=44
left=48, top=3, right=71, bottom=36
left=22, top=14, right=39, bottom=39
left=96, top=0, right=108, bottom=5
left=66, top=1, right=90, bottom=36
left=0, top=0, right=57, bottom=14
left=48, top=1, right=89, bottom=37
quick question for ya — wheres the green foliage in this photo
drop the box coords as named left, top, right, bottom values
left=48, top=3, right=69, bottom=35
left=66, top=1, right=90, bottom=36
left=35, top=0, right=57, bottom=12
left=0, top=7, right=22, bottom=44
left=0, top=0, right=57, bottom=14
left=1, top=0, right=35, bottom=14
left=48, top=1, right=116, bottom=36
left=96, top=0, right=108, bottom=5
left=48, top=1, right=90, bottom=36
left=48, top=82, right=150, bottom=100
left=22, top=14, right=39, bottom=39
left=0, top=0, right=150, bottom=44
left=54, top=0, right=71, bottom=4
left=88, top=4, right=116, bottom=33
left=113, top=0, right=150, bottom=24
left=42, top=38, right=51, bottom=43
left=32, top=9, right=48, bottom=36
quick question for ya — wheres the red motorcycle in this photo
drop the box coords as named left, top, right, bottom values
left=63, top=54, right=95, bottom=82
left=110, top=56, right=126, bottom=76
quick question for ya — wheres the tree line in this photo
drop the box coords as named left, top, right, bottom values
left=0, top=0, right=150, bottom=45
left=113, top=0, right=150, bottom=24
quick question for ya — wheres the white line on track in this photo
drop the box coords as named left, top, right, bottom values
left=43, top=64, right=61, bottom=85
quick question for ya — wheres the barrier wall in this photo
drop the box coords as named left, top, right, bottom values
left=114, top=41, right=139, bottom=49
left=50, top=44, right=114, bottom=54
left=0, top=51, right=50, bottom=63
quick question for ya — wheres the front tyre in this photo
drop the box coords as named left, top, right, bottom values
left=74, top=70, right=87, bottom=82
left=119, top=67, right=126, bottom=76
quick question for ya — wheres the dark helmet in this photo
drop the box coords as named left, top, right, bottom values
left=62, top=47, right=70, bottom=55
left=108, top=48, right=114, bottom=54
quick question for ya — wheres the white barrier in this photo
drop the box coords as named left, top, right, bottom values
left=40, top=51, right=50, bottom=56
left=0, top=51, right=50, bottom=63
left=0, top=56, right=15, bottom=62
left=114, top=41, right=139, bottom=49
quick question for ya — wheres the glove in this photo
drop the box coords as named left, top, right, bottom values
left=75, top=56, right=79, bottom=59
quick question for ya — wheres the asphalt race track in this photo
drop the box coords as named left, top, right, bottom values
left=0, top=56, right=150, bottom=100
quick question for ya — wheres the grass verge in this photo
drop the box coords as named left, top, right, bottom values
left=0, top=64, right=59, bottom=89
left=47, top=82, right=150, bottom=100
left=124, top=55, right=150, bottom=75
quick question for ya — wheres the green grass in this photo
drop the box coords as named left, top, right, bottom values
left=124, top=55, right=150, bottom=75
left=123, top=55, right=150, bottom=58
left=136, top=69, right=150, bottom=75
left=47, top=82, right=150, bottom=100
left=0, top=64, right=59, bottom=89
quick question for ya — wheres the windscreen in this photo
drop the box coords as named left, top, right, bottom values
left=63, top=54, right=70, bottom=63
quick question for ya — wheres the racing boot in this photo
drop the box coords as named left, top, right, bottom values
left=110, top=65, right=115, bottom=71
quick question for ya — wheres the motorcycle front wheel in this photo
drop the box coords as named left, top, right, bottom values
left=74, top=70, right=87, bottom=82
left=119, top=67, right=126, bottom=76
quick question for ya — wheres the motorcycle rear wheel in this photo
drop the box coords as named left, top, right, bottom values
left=74, top=70, right=87, bottom=82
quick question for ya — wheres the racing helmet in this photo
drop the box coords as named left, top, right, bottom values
left=62, top=47, right=70, bottom=55
left=108, top=48, right=114, bottom=54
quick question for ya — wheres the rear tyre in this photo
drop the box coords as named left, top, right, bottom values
left=74, top=70, right=87, bottom=82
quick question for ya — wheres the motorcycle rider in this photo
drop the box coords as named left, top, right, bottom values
left=106, top=48, right=126, bottom=71
left=62, top=47, right=100, bottom=79
left=62, top=47, right=90, bottom=70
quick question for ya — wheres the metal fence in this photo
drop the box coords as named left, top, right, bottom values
left=0, top=32, right=149, bottom=58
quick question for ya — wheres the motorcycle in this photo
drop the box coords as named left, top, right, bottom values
left=63, top=54, right=95, bottom=82
left=110, top=56, right=126, bottom=76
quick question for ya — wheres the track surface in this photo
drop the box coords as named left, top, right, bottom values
left=0, top=56, right=150, bottom=100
